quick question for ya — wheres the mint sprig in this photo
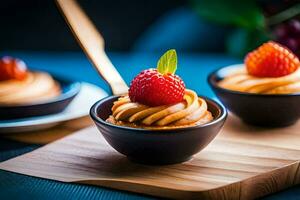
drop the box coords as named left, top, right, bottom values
left=157, top=49, right=177, bottom=74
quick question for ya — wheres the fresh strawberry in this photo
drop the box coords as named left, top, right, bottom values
left=245, top=41, right=300, bottom=77
left=0, top=56, right=28, bottom=81
left=129, top=49, right=185, bottom=106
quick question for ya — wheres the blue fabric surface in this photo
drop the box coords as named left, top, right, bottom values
left=0, top=52, right=300, bottom=199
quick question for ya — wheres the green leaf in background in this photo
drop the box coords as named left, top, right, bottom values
left=226, top=28, right=270, bottom=58
left=267, top=3, right=300, bottom=26
left=191, top=0, right=265, bottom=30
left=157, top=49, right=177, bottom=74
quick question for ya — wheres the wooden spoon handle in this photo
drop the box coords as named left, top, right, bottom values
left=56, top=0, right=128, bottom=95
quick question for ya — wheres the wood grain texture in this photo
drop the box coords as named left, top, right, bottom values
left=1, top=114, right=300, bottom=199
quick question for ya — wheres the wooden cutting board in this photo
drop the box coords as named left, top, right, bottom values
left=0, top=114, right=300, bottom=200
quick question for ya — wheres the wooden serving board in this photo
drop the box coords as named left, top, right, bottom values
left=1, top=114, right=300, bottom=200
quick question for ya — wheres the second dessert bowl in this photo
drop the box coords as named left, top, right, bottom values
left=0, top=56, right=81, bottom=119
left=209, top=41, right=300, bottom=127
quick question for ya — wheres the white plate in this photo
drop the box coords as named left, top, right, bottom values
left=0, top=83, right=108, bottom=133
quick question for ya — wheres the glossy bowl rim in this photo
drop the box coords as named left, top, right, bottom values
left=0, top=75, right=81, bottom=108
left=208, top=64, right=300, bottom=97
left=90, top=94, right=227, bottom=133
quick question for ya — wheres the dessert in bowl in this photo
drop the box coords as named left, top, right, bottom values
left=90, top=50, right=227, bottom=165
left=209, top=41, right=300, bottom=126
left=0, top=57, right=61, bottom=105
left=0, top=56, right=80, bottom=119
left=107, top=89, right=214, bottom=129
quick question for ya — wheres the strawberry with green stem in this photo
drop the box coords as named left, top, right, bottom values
left=129, top=49, right=186, bottom=106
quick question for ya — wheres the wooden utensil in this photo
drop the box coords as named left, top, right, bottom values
left=56, top=0, right=128, bottom=95
left=1, top=114, right=300, bottom=199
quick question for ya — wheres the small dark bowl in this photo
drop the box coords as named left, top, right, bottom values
left=90, top=95, right=227, bottom=165
left=0, top=76, right=81, bottom=119
left=208, top=64, right=300, bottom=127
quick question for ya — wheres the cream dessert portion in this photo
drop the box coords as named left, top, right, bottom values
left=218, top=66, right=300, bottom=94
left=0, top=56, right=61, bottom=105
left=218, top=41, right=300, bottom=94
left=106, top=49, right=214, bottom=129
left=0, top=72, right=61, bottom=105
left=107, top=89, right=213, bottom=129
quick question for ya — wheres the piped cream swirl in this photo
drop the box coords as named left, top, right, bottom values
left=0, top=72, right=61, bottom=105
left=218, top=65, right=300, bottom=94
left=107, top=89, right=213, bottom=128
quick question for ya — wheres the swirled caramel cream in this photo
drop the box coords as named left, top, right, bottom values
left=0, top=72, right=61, bottom=105
left=106, top=89, right=213, bottom=129
left=218, top=65, right=300, bottom=94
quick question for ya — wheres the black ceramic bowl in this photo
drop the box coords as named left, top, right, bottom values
left=90, top=95, right=227, bottom=165
left=0, top=76, right=81, bottom=119
left=208, top=64, right=300, bottom=127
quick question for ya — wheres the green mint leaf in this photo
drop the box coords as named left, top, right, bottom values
left=157, top=49, right=177, bottom=74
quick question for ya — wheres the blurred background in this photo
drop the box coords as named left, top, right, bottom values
left=1, top=0, right=299, bottom=57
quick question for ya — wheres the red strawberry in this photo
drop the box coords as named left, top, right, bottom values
left=129, top=50, right=185, bottom=106
left=0, top=56, right=28, bottom=81
left=245, top=41, right=300, bottom=77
